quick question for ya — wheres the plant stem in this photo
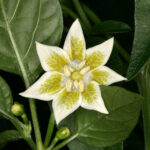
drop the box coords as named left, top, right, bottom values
left=51, top=133, right=79, bottom=150
left=25, top=137, right=36, bottom=150
left=62, top=5, right=78, bottom=19
left=29, top=99, right=43, bottom=150
left=72, top=0, right=91, bottom=29
left=0, top=0, right=43, bottom=149
left=81, top=2, right=101, bottom=24
left=44, top=112, right=55, bottom=148
left=81, top=2, right=130, bottom=63
left=137, top=60, right=150, bottom=150
left=47, top=137, right=59, bottom=150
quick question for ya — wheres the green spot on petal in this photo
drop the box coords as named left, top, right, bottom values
left=40, top=74, right=62, bottom=95
left=82, top=83, right=98, bottom=104
left=58, top=89, right=80, bottom=109
left=71, top=36, right=84, bottom=61
left=92, top=69, right=109, bottom=85
left=86, top=51, right=104, bottom=69
left=46, top=51, right=68, bottom=72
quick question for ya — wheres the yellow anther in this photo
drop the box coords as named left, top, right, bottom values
left=64, top=66, right=71, bottom=76
left=65, top=79, right=72, bottom=92
left=78, top=60, right=86, bottom=69
left=73, top=80, right=79, bottom=89
left=80, top=66, right=90, bottom=75
left=79, top=80, right=84, bottom=92
left=69, top=66, right=74, bottom=72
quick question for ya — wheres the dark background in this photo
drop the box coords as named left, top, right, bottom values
left=0, top=0, right=144, bottom=149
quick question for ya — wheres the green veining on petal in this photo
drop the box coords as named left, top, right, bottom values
left=46, top=51, right=69, bottom=72
left=86, top=51, right=104, bottom=69
left=71, top=36, right=84, bottom=61
left=82, top=82, right=98, bottom=104
left=58, top=89, right=80, bottom=109
left=40, top=74, right=62, bottom=94
left=92, top=69, right=109, bottom=85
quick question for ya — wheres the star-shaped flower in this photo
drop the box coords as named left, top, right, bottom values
left=20, top=19, right=126, bottom=124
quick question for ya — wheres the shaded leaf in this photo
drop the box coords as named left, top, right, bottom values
left=127, top=0, right=150, bottom=79
left=0, top=76, right=13, bottom=114
left=0, top=130, right=21, bottom=149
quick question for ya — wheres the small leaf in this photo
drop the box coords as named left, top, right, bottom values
left=61, top=86, right=142, bottom=147
left=0, top=76, right=13, bottom=114
left=127, top=0, right=150, bottom=79
left=90, top=21, right=131, bottom=35
left=0, top=76, right=23, bottom=130
left=0, top=130, right=22, bottom=149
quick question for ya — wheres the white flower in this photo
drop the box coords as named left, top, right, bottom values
left=20, top=19, right=127, bottom=124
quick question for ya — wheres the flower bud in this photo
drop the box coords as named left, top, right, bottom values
left=11, top=102, right=25, bottom=116
left=56, top=127, right=70, bottom=140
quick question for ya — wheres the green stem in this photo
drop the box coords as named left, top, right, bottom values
left=81, top=2, right=101, bottom=24
left=47, top=137, right=59, bottom=150
left=81, top=2, right=130, bottom=63
left=0, top=0, right=43, bottom=149
left=29, top=99, right=43, bottom=150
left=51, top=133, right=79, bottom=150
left=62, top=5, right=78, bottom=19
left=72, top=0, right=91, bottom=29
left=25, top=137, right=36, bottom=150
left=21, top=113, right=29, bottom=124
left=137, top=60, right=150, bottom=150
left=44, top=112, right=55, bottom=148
left=114, top=39, right=130, bottom=63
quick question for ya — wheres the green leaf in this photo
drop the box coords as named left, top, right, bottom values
left=0, top=76, right=13, bottom=114
left=0, top=0, right=63, bottom=81
left=68, top=140, right=100, bottom=150
left=61, top=86, right=142, bottom=147
left=127, top=0, right=150, bottom=79
left=0, top=130, right=22, bottom=149
left=90, top=21, right=131, bottom=35
left=68, top=140, right=122, bottom=150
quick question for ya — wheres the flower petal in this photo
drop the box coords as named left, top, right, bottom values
left=81, top=81, right=108, bottom=114
left=85, top=38, right=114, bottom=69
left=63, top=19, right=86, bottom=61
left=53, top=89, right=81, bottom=124
left=19, top=72, right=63, bottom=101
left=91, top=66, right=127, bottom=85
left=36, top=42, right=69, bottom=72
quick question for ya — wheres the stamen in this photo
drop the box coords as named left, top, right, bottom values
left=74, top=80, right=79, bottom=89
left=64, top=66, right=71, bottom=76
left=80, top=66, right=90, bottom=75
left=69, top=66, right=74, bottom=72
left=78, top=60, right=86, bottom=69
left=65, top=79, right=72, bottom=92
left=79, top=80, right=84, bottom=92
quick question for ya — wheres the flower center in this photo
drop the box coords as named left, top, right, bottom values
left=71, top=71, right=82, bottom=81
left=62, top=60, right=92, bottom=92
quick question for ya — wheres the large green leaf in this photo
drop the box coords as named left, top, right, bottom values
left=0, top=0, right=63, bottom=81
left=0, top=76, right=13, bottom=114
left=0, top=130, right=22, bottom=149
left=61, top=86, right=142, bottom=147
left=68, top=140, right=122, bottom=150
left=127, top=0, right=150, bottom=79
